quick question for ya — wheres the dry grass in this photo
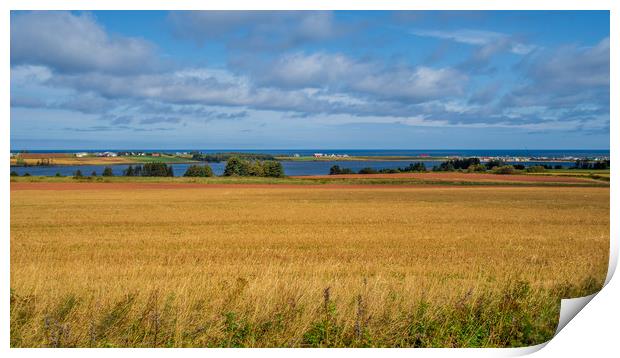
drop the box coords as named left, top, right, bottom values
left=10, top=186, right=609, bottom=347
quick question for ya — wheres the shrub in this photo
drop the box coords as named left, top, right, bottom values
left=91, top=171, right=97, bottom=177
left=433, top=162, right=454, bottom=172
left=513, top=164, right=526, bottom=170
left=485, top=159, right=505, bottom=170
left=23, top=173, right=31, bottom=177
left=466, top=164, right=487, bottom=173
left=401, top=162, right=426, bottom=172
left=73, top=170, right=83, bottom=178
left=358, top=167, right=378, bottom=175
left=453, top=158, right=481, bottom=170
left=10, top=171, right=18, bottom=176
left=102, top=167, right=114, bottom=177
left=55, top=172, right=62, bottom=177
left=433, top=158, right=480, bottom=172
left=525, top=166, right=546, bottom=173
left=492, top=165, right=516, bottom=175
left=329, top=165, right=354, bottom=175
left=378, top=168, right=400, bottom=174
left=329, top=165, right=342, bottom=175
left=183, top=165, right=214, bottom=177
left=574, top=159, right=610, bottom=170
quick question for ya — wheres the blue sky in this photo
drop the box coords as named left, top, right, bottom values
left=10, top=10, right=609, bottom=150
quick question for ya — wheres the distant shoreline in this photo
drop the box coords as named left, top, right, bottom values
left=10, top=151, right=603, bottom=167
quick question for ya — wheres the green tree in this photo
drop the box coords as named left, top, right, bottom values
left=102, top=167, right=114, bottom=176
left=123, top=165, right=134, bottom=176
left=224, top=157, right=249, bottom=176
left=183, top=165, right=214, bottom=177
left=329, top=165, right=342, bottom=175
left=358, top=167, right=378, bottom=174
left=262, top=161, right=284, bottom=177
left=401, top=162, right=426, bottom=172
left=245, top=161, right=264, bottom=176
left=467, top=164, right=486, bottom=173
left=434, top=161, right=455, bottom=172
left=485, top=159, right=505, bottom=170
left=142, top=162, right=172, bottom=177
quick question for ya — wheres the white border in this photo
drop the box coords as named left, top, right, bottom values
left=2, top=1, right=616, bottom=357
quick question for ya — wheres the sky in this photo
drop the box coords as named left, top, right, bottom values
left=10, top=10, right=610, bottom=150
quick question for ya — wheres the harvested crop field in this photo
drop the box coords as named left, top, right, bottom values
left=296, top=172, right=598, bottom=183
left=9, top=182, right=578, bottom=191
left=10, top=185, right=609, bottom=347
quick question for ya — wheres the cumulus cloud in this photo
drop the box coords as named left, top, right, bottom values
left=9, top=11, right=609, bottom=135
left=11, top=65, right=53, bottom=85
left=11, top=11, right=160, bottom=74
left=168, top=11, right=340, bottom=50
left=502, top=37, right=609, bottom=109
left=246, top=52, right=467, bottom=103
left=411, top=29, right=536, bottom=55
left=255, top=52, right=370, bottom=89
left=413, top=28, right=537, bottom=73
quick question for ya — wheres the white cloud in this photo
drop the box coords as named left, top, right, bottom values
left=11, top=65, right=53, bottom=85
left=11, top=11, right=160, bottom=74
left=168, top=11, right=339, bottom=49
left=254, top=52, right=467, bottom=102
left=412, top=28, right=536, bottom=55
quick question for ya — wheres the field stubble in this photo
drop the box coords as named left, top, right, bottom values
left=10, top=186, right=609, bottom=347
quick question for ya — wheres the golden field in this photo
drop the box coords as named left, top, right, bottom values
left=10, top=185, right=609, bottom=347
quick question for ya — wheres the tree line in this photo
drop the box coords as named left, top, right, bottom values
left=574, top=159, right=610, bottom=170
left=330, top=162, right=428, bottom=175
left=191, top=152, right=276, bottom=163
left=329, top=158, right=610, bottom=176
left=123, top=163, right=174, bottom=177
left=223, top=157, right=284, bottom=177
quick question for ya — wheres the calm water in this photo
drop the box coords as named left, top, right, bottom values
left=10, top=160, right=578, bottom=177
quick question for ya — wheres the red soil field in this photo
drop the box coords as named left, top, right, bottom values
left=294, top=172, right=592, bottom=183
left=10, top=182, right=483, bottom=191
